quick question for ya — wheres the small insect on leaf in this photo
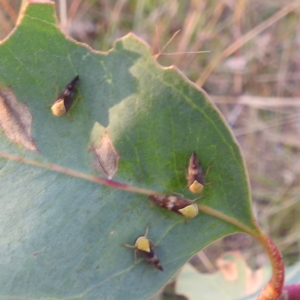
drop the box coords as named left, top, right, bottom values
left=92, top=130, right=120, bottom=180
left=50, top=75, right=79, bottom=117
left=149, top=194, right=199, bottom=219
left=122, top=225, right=163, bottom=271
left=187, top=151, right=205, bottom=194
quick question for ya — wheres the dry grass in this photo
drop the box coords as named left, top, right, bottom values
left=1, top=0, right=300, bottom=295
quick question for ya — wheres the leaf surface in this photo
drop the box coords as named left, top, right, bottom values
left=0, top=2, right=256, bottom=299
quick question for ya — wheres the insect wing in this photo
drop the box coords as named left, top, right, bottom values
left=58, top=75, right=79, bottom=112
left=149, top=194, right=197, bottom=218
left=138, top=241, right=163, bottom=271
left=188, top=151, right=205, bottom=194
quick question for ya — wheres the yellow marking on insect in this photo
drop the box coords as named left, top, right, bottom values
left=135, top=236, right=151, bottom=253
left=189, top=180, right=204, bottom=194
left=50, top=99, right=66, bottom=117
left=178, top=203, right=199, bottom=219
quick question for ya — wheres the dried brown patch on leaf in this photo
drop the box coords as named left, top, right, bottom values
left=216, top=251, right=264, bottom=295
left=0, top=86, right=37, bottom=151
left=92, top=130, right=120, bottom=179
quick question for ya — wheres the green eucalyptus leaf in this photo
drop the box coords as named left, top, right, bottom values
left=0, top=1, right=255, bottom=299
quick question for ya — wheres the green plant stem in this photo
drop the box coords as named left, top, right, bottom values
left=198, top=204, right=285, bottom=300
left=256, top=232, right=285, bottom=300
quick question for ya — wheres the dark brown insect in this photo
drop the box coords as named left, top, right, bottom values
left=187, top=151, right=205, bottom=194
left=149, top=194, right=199, bottom=219
left=50, top=75, right=79, bottom=116
left=122, top=226, right=163, bottom=271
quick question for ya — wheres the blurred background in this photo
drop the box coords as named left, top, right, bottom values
left=1, top=0, right=300, bottom=298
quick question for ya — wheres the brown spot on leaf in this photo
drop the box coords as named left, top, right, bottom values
left=91, top=130, right=120, bottom=179
left=216, top=251, right=264, bottom=295
left=0, top=86, right=37, bottom=151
